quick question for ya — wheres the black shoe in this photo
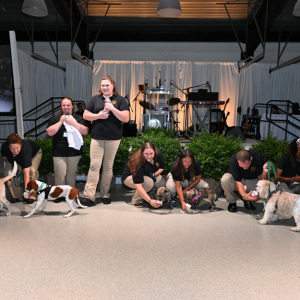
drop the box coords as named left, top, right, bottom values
left=228, top=202, right=237, bottom=213
left=244, top=200, right=256, bottom=210
left=102, top=198, right=111, bottom=205
left=80, top=197, right=96, bottom=207
left=10, top=198, right=20, bottom=203
left=23, top=198, right=34, bottom=204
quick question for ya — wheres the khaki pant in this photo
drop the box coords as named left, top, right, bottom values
left=220, top=172, right=259, bottom=203
left=4, top=148, right=42, bottom=200
left=166, top=172, right=209, bottom=194
left=83, top=138, right=120, bottom=201
left=123, top=175, right=166, bottom=205
left=53, top=155, right=81, bottom=187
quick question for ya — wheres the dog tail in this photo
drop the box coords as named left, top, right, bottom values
left=76, top=197, right=88, bottom=208
left=3, top=161, right=17, bottom=183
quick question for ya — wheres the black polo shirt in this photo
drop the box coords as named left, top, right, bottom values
left=229, top=150, right=265, bottom=182
left=86, top=94, right=129, bottom=140
left=1, top=139, right=40, bottom=168
left=46, top=114, right=88, bottom=157
left=171, top=159, right=202, bottom=182
left=121, top=151, right=165, bottom=184
left=278, top=153, right=300, bottom=177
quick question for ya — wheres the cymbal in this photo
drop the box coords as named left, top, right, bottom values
left=168, top=98, right=180, bottom=106
left=139, top=100, right=155, bottom=110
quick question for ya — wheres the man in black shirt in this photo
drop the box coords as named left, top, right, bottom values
left=220, top=150, right=268, bottom=212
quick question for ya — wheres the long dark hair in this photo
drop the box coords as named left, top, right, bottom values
left=172, top=149, right=196, bottom=181
left=129, top=142, right=157, bottom=176
left=288, top=138, right=300, bottom=168
left=57, top=97, right=76, bottom=117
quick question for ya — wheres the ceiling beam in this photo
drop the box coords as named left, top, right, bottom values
left=245, top=0, right=289, bottom=57
left=52, top=0, right=89, bottom=56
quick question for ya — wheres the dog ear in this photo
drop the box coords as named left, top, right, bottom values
left=27, top=180, right=37, bottom=191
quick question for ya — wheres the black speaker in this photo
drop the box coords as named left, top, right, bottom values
left=123, top=123, right=137, bottom=137
left=225, top=126, right=245, bottom=140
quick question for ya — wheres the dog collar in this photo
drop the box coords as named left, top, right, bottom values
left=192, top=190, right=201, bottom=203
left=268, top=190, right=277, bottom=199
left=38, top=182, right=46, bottom=191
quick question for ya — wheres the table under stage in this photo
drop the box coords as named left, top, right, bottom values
left=180, top=100, right=226, bottom=134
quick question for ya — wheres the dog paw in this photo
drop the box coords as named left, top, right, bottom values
left=289, top=227, right=299, bottom=232
left=257, top=220, right=267, bottom=225
left=6, top=212, right=11, bottom=216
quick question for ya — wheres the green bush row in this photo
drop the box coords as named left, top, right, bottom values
left=34, top=129, right=289, bottom=181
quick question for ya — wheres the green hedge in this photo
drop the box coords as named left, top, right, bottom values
left=34, top=129, right=289, bottom=180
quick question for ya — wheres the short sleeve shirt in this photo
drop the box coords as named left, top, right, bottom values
left=86, top=94, right=129, bottom=140
left=1, top=139, right=40, bottom=169
left=121, top=151, right=165, bottom=184
left=171, top=159, right=202, bottom=182
left=278, top=153, right=300, bottom=177
left=229, top=150, right=265, bottom=182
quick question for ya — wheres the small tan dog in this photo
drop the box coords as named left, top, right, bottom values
left=156, top=187, right=171, bottom=204
left=23, top=179, right=87, bottom=218
left=256, top=180, right=300, bottom=232
left=0, top=161, right=17, bottom=216
left=185, top=188, right=218, bottom=211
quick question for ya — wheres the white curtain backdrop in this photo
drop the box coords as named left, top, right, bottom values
left=1, top=55, right=300, bottom=141
left=92, top=60, right=300, bottom=132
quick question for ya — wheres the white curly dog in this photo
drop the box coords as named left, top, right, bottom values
left=256, top=180, right=300, bottom=232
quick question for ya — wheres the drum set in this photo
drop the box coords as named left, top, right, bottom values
left=138, top=85, right=181, bottom=130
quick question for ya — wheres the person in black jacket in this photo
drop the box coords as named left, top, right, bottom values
left=1, top=133, right=42, bottom=204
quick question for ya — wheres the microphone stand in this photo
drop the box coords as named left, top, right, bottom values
left=181, top=82, right=211, bottom=136
left=132, top=91, right=141, bottom=124
left=170, top=80, right=188, bottom=136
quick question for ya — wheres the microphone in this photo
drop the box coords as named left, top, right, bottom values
left=206, top=81, right=211, bottom=92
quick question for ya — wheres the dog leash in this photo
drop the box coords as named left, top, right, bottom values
left=247, top=161, right=280, bottom=219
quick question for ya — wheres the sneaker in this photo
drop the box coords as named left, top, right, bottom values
left=80, top=197, right=96, bottom=207
left=243, top=200, right=256, bottom=210
left=228, top=202, right=237, bottom=213
left=102, top=198, right=111, bottom=205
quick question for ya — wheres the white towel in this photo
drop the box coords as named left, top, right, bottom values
left=64, top=116, right=84, bottom=150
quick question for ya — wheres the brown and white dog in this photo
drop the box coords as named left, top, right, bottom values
left=256, top=180, right=300, bottom=232
left=23, top=179, right=87, bottom=218
left=0, top=161, right=17, bottom=216
left=185, top=188, right=218, bottom=212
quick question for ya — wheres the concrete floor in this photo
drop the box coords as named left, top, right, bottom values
left=1, top=182, right=300, bottom=300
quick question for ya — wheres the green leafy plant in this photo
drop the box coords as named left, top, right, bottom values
left=187, top=132, right=244, bottom=180
left=250, top=134, right=288, bottom=167
left=33, top=137, right=54, bottom=176
left=113, top=128, right=183, bottom=175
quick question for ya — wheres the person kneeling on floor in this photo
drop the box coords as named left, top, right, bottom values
left=220, top=149, right=268, bottom=213
left=166, top=149, right=209, bottom=211
left=121, top=142, right=166, bottom=208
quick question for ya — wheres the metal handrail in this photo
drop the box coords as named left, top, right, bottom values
left=0, top=97, right=85, bottom=141
left=253, top=100, right=300, bottom=140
